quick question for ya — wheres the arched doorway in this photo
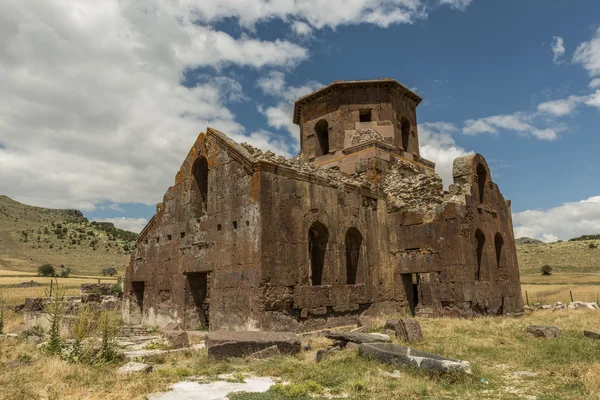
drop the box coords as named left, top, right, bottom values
left=308, top=222, right=329, bottom=285
left=345, top=228, right=363, bottom=284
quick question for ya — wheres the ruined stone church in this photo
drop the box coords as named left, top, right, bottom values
left=124, top=78, right=523, bottom=331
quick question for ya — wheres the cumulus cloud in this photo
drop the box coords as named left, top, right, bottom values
left=439, top=0, right=473, bottom=11
left=257, top=71, right=322, bottom=146
left=192, top=0, right=430, bottom=29
left=551, top=36, right=565, bottom=64
left=573, top=27, right=600, bottom=76
left=292, top=21, right=313, bottom=37
left=513, top=196, right=600, bottom=242
left=418, top=122, right=473, bottom=188
left=92, top=217, right=149, bottom=234
left=590, top=78, right=600, bottom=88
left=537, top=95, right=586, bottom=117
left=0, top=0, right=307, bottom=211
left=463, top=113, right=560, bottom=141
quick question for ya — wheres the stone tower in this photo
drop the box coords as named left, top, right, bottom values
left=293, top=78, right=434, bottom=175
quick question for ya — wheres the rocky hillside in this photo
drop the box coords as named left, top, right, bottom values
left=0, top=195, right=136, bottom=276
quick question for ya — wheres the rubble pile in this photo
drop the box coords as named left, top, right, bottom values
left=382, top=161, right=444, bottom=218
left=241, top=142, right=372, bottom=188
left=351, top=128, right=385, bottom=145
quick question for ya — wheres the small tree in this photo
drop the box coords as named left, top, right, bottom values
left=59, top=267, right=71, bottom=278
left=589, top=243, right=598, bottom=249
left=38, top=264, right=56, bottom=277
left=540, top=265, right=553, bottom=276
left=102, top=267, right=117, bottom=277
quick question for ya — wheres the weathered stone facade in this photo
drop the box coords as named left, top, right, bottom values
left=124, top=78, right=523, bottom=331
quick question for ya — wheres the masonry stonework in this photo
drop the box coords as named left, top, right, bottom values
left=124, top=78, right=523, bottom=331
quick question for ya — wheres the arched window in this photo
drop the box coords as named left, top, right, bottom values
left=192, top=156, right=209, bottom=216
left=401, top=117, right=410, bottom=152
left=475, top=229, right=485, bottom=281
left=314, top=119, right=329, bottom=157
left=345, top=228, right=363, bottom=284
left=308, top=222, right=329, bottom=286
left=477, top=163, right=487, bottom=204
left=494, top=233, right=504, bottom=269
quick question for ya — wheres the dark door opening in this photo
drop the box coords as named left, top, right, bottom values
left=130, top=281, right=145, bottom=324
left=402, top=273, right=419, bottom=316
left=184, top=273, right=209, bottom=330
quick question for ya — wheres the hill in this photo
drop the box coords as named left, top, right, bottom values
left=516, top=238, right=600, bottom=276
left=0, top=195, right=136, bottom=276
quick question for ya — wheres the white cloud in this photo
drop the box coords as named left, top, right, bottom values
left=551, top=36, right=565, bottom=64
left=418, top=122, right=473, bottom=188
left=513, top=196, right=600, bottom=242
left=574, top=27, right=600, bottom=76
left=537, top=95, right=585, bottom=117
left=92, top=217, right=149, bottom=234
left=257, top=71, right=322, bottom=145
left=0, top=0, right=307, bottom=210
left=590, top=78, right=600, bottom=88
left=292, top=21, right=313, bottom=37
left=463, top=113, right=560, bottom=141
left=439, top=0, right=473, bottom=11
left=585, top=90, right=600, bottom=108
left=191, top=0, right=429, bottom=29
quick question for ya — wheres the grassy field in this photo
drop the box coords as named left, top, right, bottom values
left=2, top=308, right=600, bottom=399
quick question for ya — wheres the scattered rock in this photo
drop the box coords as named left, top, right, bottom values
left=161, top=330, right=189, bottom=349
left=526, top=325, right=559, bottom=339
left=325, top=331, right=391, bottom=345
left=315, top=349, right=329, bottom=363
left=584, top=330, right=600, bottom=339
left=357, top=316, right=374, bottom=328
left=164, top=322, right=183, bottom=331
left=384, top=318, right=423, bottom=343
left=346, top=342, right=359, bottom=350
left=359, top=343, right=471, bottom=374
left=117, top=362, right=153, bottom=375
left=27, top=335, right=42, bottom=345
left=206, top=331, right=301, bottom=359
left=81, top=293, right=101, bottom=303
left=541, top=305, right=552, bottom=310
left=350, top=326, right=368, bottom=333
left=378, top=368, right=402, bottom=379
left=12, top=304, right=25, bottom=313
left=17, top=280, right=42, bottom=288
left=250, top=345, right=280, bottom=359
left=303, top=344, right=312, bottom=352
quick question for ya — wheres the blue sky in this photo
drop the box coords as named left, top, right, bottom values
left=1, top=0, right=599, bottom=241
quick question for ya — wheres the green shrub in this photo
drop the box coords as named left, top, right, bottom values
left=540, top=265, right=553, bottom=276
left=43, top=280, right=66, bottom=355
left=38, top=264, right=56, bottom=277
left=110, top=284, right=122, bottom=295
left=59, top=267, right=71, bottom=278
left=589, top=243, right=597, bottom=249
left=102, top=267, right=117, bottom=277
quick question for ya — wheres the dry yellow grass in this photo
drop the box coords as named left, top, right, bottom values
left=522, top=283, right=600, bottom=304
left=3, top=310, right=600, bottom=399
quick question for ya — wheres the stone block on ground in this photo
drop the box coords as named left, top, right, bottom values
left=325, top=331, right=390, bottom=345
left=206, top=331, right=300, bottom=359
left=358, top=343, right=471, bottom=374
left=250, top=345, right=280, bottom=359
left=164, top=322, right=183, bottom=331
left=161, top=330, right=189, bottom=349
left=117, top=362, right=153, bottom=375
left=584, top=330, right=600, bottom=339
left=526, top=325, right=559, bottom=339
left=384, top=318, right=423, bottom=343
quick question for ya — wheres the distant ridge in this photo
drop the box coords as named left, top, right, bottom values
left=0, top=195, right=135, bottom=275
